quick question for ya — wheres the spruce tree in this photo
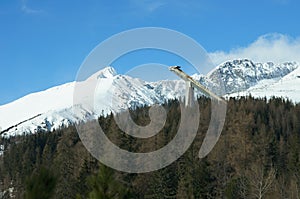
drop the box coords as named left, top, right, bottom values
left=86, top=164, right=128, bottom=199
left=24, top=167, right=56, bottom=199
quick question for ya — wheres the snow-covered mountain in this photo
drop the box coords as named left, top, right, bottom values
left=0, top=59, right=299, bottom=137
left=0, top=67, right=187, bottom=137
left=207, top=59, right=298, bottom=94
left=227, top=62, right=300, bottom=101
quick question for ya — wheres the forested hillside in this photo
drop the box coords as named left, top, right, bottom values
left=1, top=97, right=300, bottom=198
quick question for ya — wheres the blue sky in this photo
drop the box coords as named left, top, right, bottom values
left=1, top=0, right=300, bottom=105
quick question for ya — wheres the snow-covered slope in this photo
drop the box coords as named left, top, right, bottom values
left=0, top=60, right=299, bottom=137
left=0, top=82, right=75, bottom=136
left=208, top=59, right=298, bottom=94
left=229, top=64, right=300, bottom=102
left=0, top=67, right=187, bottom=137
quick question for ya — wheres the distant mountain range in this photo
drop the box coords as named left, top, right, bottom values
left=0, top=59, right=299, bottom=137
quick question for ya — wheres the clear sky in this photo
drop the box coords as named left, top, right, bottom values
left=1, top=0, right=300, bottom=105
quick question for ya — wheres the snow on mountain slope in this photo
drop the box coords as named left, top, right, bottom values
left=0, top=60, right=299, bottom=137
left=230, top=65, right=300, bottom=102
left=0, top=67, right=188, bottom=137
left=0, top=67, right=119, bottom=137
left=208, top=59, right=298, bottom=94
left=0, top=82, right=74, bottom=132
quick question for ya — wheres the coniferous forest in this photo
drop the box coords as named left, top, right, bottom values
left=1, top=97, right=300, bottom=198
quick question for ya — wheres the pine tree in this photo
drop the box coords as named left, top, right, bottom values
left=24, top=167, right=57, bottom=199
left=85, top=164, right=128, bottom=199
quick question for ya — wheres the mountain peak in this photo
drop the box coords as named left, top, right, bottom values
left=96, top=66, right=117, bottom=78
left=226, top=58, right=253, bottom=64
left=88, top=66, right=117, bottom=80
left=207, top=59, right=299, bottom=94
left=220, top=58, right=255, bottom=69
